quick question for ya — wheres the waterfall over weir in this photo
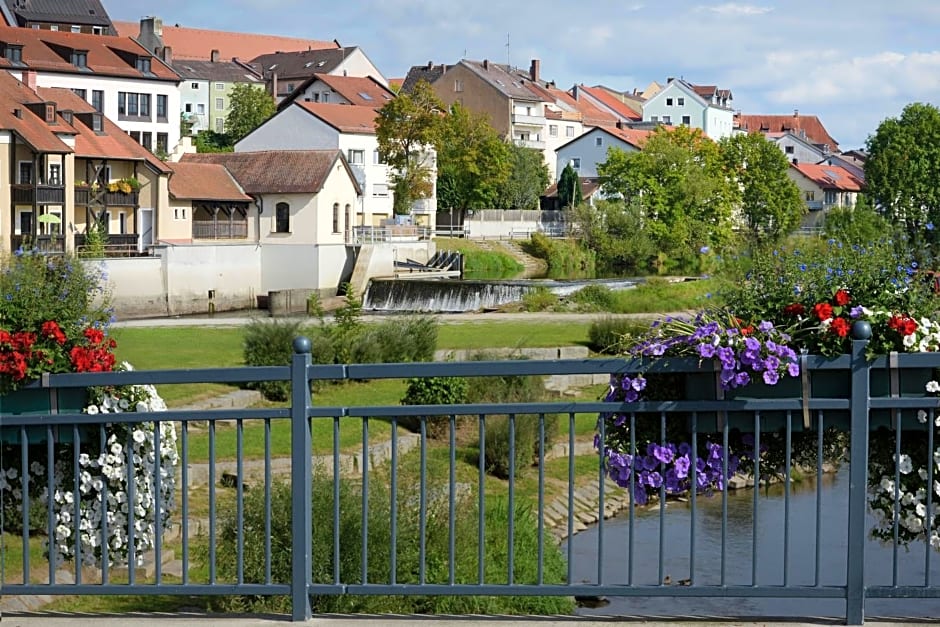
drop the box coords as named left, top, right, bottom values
left=362, top=278, right=637, bottom=313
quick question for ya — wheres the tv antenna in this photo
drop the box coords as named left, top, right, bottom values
left=506, top=32, right=510, bottom=67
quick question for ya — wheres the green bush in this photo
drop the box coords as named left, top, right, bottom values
left=400, top=375, right=468, bottom=437
left=521, top=286, right=557, bottom=311
left=208, top=477, right=572, bottom=615
left=569, top=284, right=617, bottom=311
left=587, top=316, right=650, bottom=354
left=524, top=233, right=595, bottom=279
left=242, top=317, right=304, bottom=401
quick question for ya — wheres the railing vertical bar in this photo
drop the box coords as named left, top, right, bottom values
left=815, top=411, right=823, bottom=587
left=892, top=408, right=901, bottom=587
left=126, top=426, right=137, bottom=585
left=419, top=417, right=427, bottom=585
left=846, top=333, right=871, bottom=625
left=390, top=418, right=398, bottom=585
left=100, top=423, right=109, bottom=584
left=154, top=420, right=163, bottom=584
left=20, top=431, right=29, bottom=581
left=181, top=421, right=189, bottom=585
left=45, top=425, right=54, bottom=585
left=784, top=411, right=792, bottom=587
left=236, top=419, right=244, bottom=585
left=208, top=419, right=216, bottom=584
left=508, top=413, right=515, bottom=585
left=721, top=414, right=728, bottom=587
left=334, top=415, right=341, bottom=585
left=72, top=426, right=81, bottom=584
left=629, top=412, right=636, bottom=586
left=598, top=411, right=606, bottom=585
left=690, top=412, right=698, bottom=585
left=289, top=340, right=313, bottom=621
left=926, top=409, right=935, bottom=587
left=361, top=417, right=370, bottom=585
left=449, top=413, right=457, bottom=586
left=567, top=412, right=574, bottom=587
left=537, top=413, right=545, bottom=585
left=264, top=418, right=272, bottom=584
left=751, top=411, right=760, bottom=587
left=479, top=414, right=486, bottom=585
left=658, top=411, right=666, bottom=587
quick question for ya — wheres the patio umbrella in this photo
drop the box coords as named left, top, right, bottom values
left=37, top=213, right=61, bottom=224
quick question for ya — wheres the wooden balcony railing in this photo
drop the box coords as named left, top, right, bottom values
left=12, top=184, right=66, bottom=205
left=73, top=233, right=141, bottom=257
left=10, top=234, right=65, bottom=253
left=192, top=220, right=248, bottom=240
left=74, top=188, right=139, bottom=207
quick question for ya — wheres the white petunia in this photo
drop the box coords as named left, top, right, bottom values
left=918, top=410, right=929, bottom=424
left=927, top=380, right=940, bottom=394
left=896, top=454, right=913, bottom=475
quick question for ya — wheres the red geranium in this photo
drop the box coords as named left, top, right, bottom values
left=812, top=302, right=834, bottom=321
left=888, top=315, right=918, bottom=336
left=833, top=289, right=851, bottom=306
left=829, top=317, right=850, bottom=337
left=783, top=303, right=805, bottom=317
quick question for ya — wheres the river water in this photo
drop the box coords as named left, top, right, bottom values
left=564, top=466, right=940, bottom=619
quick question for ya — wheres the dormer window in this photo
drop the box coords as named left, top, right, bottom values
left=61, top=110, right=73, bottom=124
left=3, top=44, right=23, bottom=64
left=92, top=113, right=102, bottom=132
left=44, top=103, right=56, bottom=123
left=136, top=56, right=151, bottom=74
left=71, top=50, right=88, bottom=68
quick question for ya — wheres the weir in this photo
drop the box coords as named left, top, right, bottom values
left=362, top=277, right=637, bottom=312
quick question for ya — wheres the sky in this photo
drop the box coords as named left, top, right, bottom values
left=107, top=1, right=940, bottom=150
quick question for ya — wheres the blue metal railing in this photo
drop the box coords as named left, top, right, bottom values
left=2, top=336, right=940, bottom=623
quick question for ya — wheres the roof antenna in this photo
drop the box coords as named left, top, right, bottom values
left=506, top=32, right=510, bottom=67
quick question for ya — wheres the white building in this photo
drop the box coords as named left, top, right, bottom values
left=555, top=125, right=651, bottom=179
left=642, top=78, right=734, bottom=141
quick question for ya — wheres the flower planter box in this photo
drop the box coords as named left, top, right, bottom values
left=0, top=387, right=88, bottom=444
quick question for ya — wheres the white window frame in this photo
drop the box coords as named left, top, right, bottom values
left=215, top=97, right=224, bottom=111
left=347, top=149, right=364, bottom=164
left=571, top=157, right=581, bottom=171
left=565, top=126, right=575, bottom=137
left=549, top=125, right=558, bottom=137
left=595, top=136, right=603, bottom=147
left=372, top=183, right=389, bottom=197
left=215, top=82, right=225, bottom=90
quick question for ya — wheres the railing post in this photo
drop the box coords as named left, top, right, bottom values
left=846, top=321, right=871, bottom=625
left=290, top=337, right=313, bottom=621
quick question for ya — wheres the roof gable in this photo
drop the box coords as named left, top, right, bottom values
left=179, top=149, right=359, bottom=195
left=281, top=73, right=395, bottom=108
left=251, top=46, right=359, bottom=79
left=459, top=59, right=545, bottom=102
left=644, top=80, right=709, bottom=109
left=294, top=102, right=379, bottom=134
left=790, top=162, right=862, bottom=191
left=576, top=84, right=642, bottom=121
left=113, top=20, right=336, bottom=62
left=0, top=70, right=71, bottom=153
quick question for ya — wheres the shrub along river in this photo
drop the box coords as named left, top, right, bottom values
left=564, top=466, right=940, bottom=619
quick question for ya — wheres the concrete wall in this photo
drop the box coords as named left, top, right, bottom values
left=464, top=209, right=560, bottom=239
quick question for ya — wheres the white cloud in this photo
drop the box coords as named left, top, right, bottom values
left=698, top=3, right=772, bottom=16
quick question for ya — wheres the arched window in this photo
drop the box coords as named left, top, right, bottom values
left=275, top=202, right=290, bottom=233
left=344, top=203, right=351, bottom=237
left=332, top=202, right=339, bottom=233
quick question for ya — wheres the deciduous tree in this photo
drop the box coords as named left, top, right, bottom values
left=497, top=144, right=550, bottom=210
left=225, top=84, right=276, bottom=143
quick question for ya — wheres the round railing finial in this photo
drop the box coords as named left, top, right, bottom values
left=293, top=336, right=312, bottom=353
left=851, top=320, right=872, bottom=340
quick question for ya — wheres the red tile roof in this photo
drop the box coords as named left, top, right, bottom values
left=113, top=20, right=337, bottom=62
left=791, top=163, right=863, bottom=191
left=576, top=85, right=642, bottom=121
left=38, top=87, right=170, bottom=173
left=286, top=74, right=395, bottom=107
left=295, top=102, right=379, bottom=134
left=180, top=150, right=358, bottom=195
left=0, top=70, right=71, bottom=153
left=0, top=25, right=179, bottom=81
left=737, top=113, right=839, bottom=151
left=167, top=162, right=250, bottom=201
left=608, top=126, right=653, bottom=148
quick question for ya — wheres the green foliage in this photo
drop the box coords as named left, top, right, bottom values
left=306, top=292, right=325, bottom=319
left=400, top=375, right=468, bottom=437
left=242, top=317, right=304, bottom=401
left=521, top=286, right=558, bottom=312
left=193, top=130, right=233, bottom=153
left=598, top=126, right=736, bottom=273
left=376, top=80, right=443, bottom=214
left=822, top=195, right=892, bottom=245
left=436, top=102, right=510, bottom=211
left=497, top=144, right=550, bottom=210
left=0, top=251, right=110, bottom=336
left=866, top=102, right=940, bottom=264
left=568, top=284, right=617, bottom=311
left=225, top=83, right=276, bottom=143
left=79, top=219, right=107, bottom=258
left=525, top=233, right=595, bottom=278
left=557, top=163, right=580, bottom=209
left=209, top=478, right=572, bottom=614
left=569, top=199, right=656, bottom=275
left=719, top=131, right=805, bottom=244
left=588, top=317, right=650, bottom=354
left=349, top=315, right=438, bottom=365
left=461, top=250, right=523, bottom=279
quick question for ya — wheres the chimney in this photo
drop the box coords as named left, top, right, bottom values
left=138, top=17, right=164, bottom=54
left=572, top=84, right=579, bottom=100
left=483, top=59, right=489, bottom=70
left=270, top=72, right=278, bottom=98
left=23, top=70, right=37, bottom=91
left=161, top=46, right=172, bottom=64
left=794, top=108, right=799, bottom=118
left=427, top=60, right=433, bottom=70
left=210, top=49, right=220, bottom=63
left=529, top=58, right=540, bottom=82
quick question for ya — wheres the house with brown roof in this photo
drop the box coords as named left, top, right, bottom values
left=787, top=162, right=863, bottom=228
left=764, top=130, right=829, bottom=166
left=641, top=78, right=735, bottom=140
left=570, top=84, right=643, bottom=125
left=278, top=74, right=395, bottom=110
left=0, top=24, right=182, bottom=153
left=166, top=161, right=252, bottom=242
left=555, top=125, right=652, bottom=180
left=250, top=46, right=388, bottom=101
left=235, top=101, right=433, bottom=230
left=736, top=110, right=839, bottom=153
left=0, top=0, right=115, bottom=35
left=181, top=149, right=363, bottom=294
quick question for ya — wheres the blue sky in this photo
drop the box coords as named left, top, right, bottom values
left=108, top=1, right=940, bottom=150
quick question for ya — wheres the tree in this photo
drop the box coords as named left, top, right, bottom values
left=823, top=194, right=891, bottom=245
left=194, top=130, right=234, bottom=153
left=597, top=126, right=736, bottom=272
left=569, top=199, right=656, bottom=274
left=496, top=144, right=550, bottom=210
left=375, top=79, right=444, bottom=215
left=866, top=102, right=940, bottom=260
left=435, top=102, right=510, bottom=213
left=719, top=132, right=805, bottom=244
left=225, top=83, right=276, bottom=143
left=557, top=163, right=580, bottom=209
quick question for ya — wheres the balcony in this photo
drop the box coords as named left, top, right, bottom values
left=806, top=200, right=824, bottom=211
left=73, top=233, right=141, bottom=257
left=514, top=138, right=546, bottom=150
left=10, top=234, right=65, bottom=253
left=12, top=184, right=66, bottom=205
left=193, top=220, right=248, bottom=240
left=511, top=113, right=544, bottom=127
left=74, top=188, right=139, bottom=207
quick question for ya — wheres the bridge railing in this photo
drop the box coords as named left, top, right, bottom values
left=2, top=337, right=939, bottom=623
